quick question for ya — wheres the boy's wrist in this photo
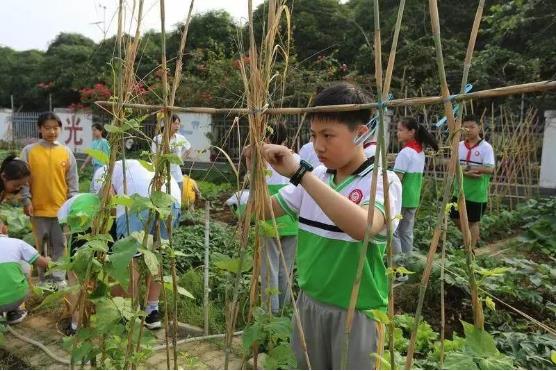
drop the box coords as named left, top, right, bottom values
left=290, top=160, right=313, bottom=186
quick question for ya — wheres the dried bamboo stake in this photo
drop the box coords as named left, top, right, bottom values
left=453, top=0, right=486, bottom=331
left=404, top=0, right=478, bottom=366
left=95, top=80, right=556, bottom=115
left=203, top=201, right=211, bottom=336
left=439, top=214, right=448, bottom=368
left=224, top=1, right=311, bottom=369
left=341, top=0, right=404, bottom=368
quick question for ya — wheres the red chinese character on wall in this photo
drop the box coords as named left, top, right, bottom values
left=65, top=115, right=83, bottom=145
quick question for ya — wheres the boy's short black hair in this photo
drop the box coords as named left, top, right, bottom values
left=307, top=82, right=372, bottom=129
left=462, top=114, right=480, bottom=125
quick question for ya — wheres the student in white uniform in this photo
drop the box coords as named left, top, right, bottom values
left=152, top=114, right=192, bottom=193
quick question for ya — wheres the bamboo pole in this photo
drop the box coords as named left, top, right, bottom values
left=203, top=201, right=211, bottom=336
left=341, top=0, right=402, bottom=367
left=95, top=80, right=556, bottom=114
left=404, top=0, right=478, bottom=366
left=454, top=0, right=486, bottom=331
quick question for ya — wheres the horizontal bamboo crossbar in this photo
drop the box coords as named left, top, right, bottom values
left=95, top=80, right=556, bottom=115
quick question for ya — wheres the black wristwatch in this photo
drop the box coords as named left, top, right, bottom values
left=290, top=160, right=314, bottom=186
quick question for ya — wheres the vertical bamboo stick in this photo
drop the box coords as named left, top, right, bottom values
left=405, top=0, right=486, bottom=367
left=203, top=201, right=211, bottom=336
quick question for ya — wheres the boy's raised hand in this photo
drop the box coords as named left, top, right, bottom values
left=262, top=144, right=299, bottom=178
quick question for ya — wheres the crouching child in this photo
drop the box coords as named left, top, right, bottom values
left=0, top=229, right=50, bottom=324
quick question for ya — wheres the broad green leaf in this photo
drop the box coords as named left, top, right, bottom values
left=176, top=285, right=195, bottom=299
left=264, top=343, right=297, bottom=369
left=105, top=236, right=140, bottom=290
left=461, top=321, right=499, bottom=357
left=138, top=159, right=154, bottom=172
left=443, top=351, right=478, bottom=369
left=551, top=350, right=556, bottom=364
left=151, top=191, right=175, bottom=206
left=213, top=252, right=252, bottom=273
left=163, top=276, right=195, bottom=299
left=111, top=195, right=133, bottom=208
left=242, top=322, right=265, bottom=350
left=104, top=124, right=123, bottom=134
left=478, top=355, right=514, bottom=370
left=84, top=148, right=109, bottom=165
left=162, top=153, right=183, bottom=165
left=112, top=296, right=134, bottom=320
left=141, top=249, right=159, bottom=276
left=264, top=316, right=291, bottom=343
left=92, top=297, right=120, bottom=333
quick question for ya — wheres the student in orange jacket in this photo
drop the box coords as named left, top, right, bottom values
left=20, top=112, right=79, bottom=288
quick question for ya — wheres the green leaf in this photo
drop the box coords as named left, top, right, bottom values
left=478, top=355, right=514, bottom=370
left=551, top=350, right=556, bottom=364
left=104, top=124, right=124, bottom=134
left=396, top=266, right=415, bottom=275
left=84, top=148, right=109, bottom=165
left=163, top=276, right=195, bottom=299
left=242, top=322, right=265, bottom=350
left=367, top=309, right=390, bottom=324
left=461, top=321, right=499, bottom=357
left=485, top=296, right=496, bottom=311
left=443, top=351, right=478, bottom=369
left=111, top=195, right=133, bottom=208
left=264, top=316, right=291, bottom=344
left=141, top=249, right=159, bottom=276
left=138, top=160, right=154, bottom=172
left=105, top=236, right=140, bottom=290
left=213, top=252, right=252, bottom=273
left=264, top=343, right=297, bottom=369
left=162, top=153, right=183, bottom=165
left=112, top=296, right=134, bottom=320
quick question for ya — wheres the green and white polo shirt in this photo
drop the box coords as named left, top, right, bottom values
left=393, top=143, right=425, bottom=208
left=455, top=139, right=495, bottom=203
left=265, top=164, right=298, bottom=237
left=0, top=236, right=39, bottom=306
left=274, top=158, right=402, bottom=314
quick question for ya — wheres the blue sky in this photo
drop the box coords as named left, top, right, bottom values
left=0, top=0, right=264, bottom=51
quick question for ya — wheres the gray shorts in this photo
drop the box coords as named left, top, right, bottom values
left=291, top=291, right=385, bottom=369
left=31, top=216, right=66, bottom=281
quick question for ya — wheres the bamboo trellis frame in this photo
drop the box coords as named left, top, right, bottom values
left=87, top=0, right=556, bottom=370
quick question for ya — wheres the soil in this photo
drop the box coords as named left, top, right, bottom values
left=394, top=282, right=474, bottom=338
left=0, top=349, right=31, bottom=369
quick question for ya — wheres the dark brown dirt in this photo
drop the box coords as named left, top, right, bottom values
left=0, top=348, right=32, bottom=369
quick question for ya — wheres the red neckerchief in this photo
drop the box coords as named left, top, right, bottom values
left=403, top=140, right=423, bottom=153
left=363, top=141, right=376, bottom=149
left=464, top=139, right=483, bottom=162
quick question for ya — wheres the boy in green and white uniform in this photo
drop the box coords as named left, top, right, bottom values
left=450, top=115, right=495, bottom=247
left=244, top=82, right=402, bottom=369
left=260, top=122, right=298, bottom=314
left=0, top=231, right=50, bottom=324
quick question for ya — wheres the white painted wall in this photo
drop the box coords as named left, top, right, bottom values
left=53, top=109, right=93, bottom=154
left=0, top=109, right=12, bottom=142
left=540, top=110, right=556, bottom=190
left=176, top=112, right=212, bottom=162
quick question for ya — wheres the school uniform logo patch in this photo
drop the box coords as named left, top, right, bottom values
left=348, top=189, right=363, bottom=204
left=475, top=150, right=480, bottom=157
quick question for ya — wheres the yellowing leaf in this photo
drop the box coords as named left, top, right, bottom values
left=84, top=148, right=109, bottom=165
left=485, top=296, right=496, bottom=311
left=551, top=350, right=556, bottom=364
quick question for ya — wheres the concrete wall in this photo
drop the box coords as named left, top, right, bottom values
left=540, top=110, right=556, bottom=192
